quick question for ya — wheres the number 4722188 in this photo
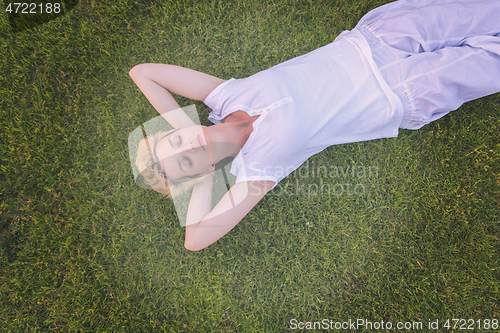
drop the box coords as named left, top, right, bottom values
left=6, top=3, right=61, bottom=14
left=443, top=319, right=498, bottom=330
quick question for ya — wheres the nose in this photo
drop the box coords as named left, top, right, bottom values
left=181, top=139, right=195, bottom=152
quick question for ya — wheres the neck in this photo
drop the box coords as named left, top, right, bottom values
left=235, top=121, right=254, bottom=148
left=208, top=120, right=253, bottom=149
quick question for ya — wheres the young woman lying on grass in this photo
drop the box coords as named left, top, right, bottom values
left=130, top=0, right=500, bottom=251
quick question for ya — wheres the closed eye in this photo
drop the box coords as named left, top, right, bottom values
left=169, top=134, right=182, bottom=149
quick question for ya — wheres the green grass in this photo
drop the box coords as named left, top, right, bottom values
left=1, top=0, right=499, bottom=331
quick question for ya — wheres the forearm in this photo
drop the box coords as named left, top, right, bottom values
left=129, top=63, right=225, bottom=128
left=129, top=63, right=225, bottom=102
left=129, top=65, right=194, bottom=128
left=185, top=174, right=214, bottom=226
left=129, top=64, right=179, bottom=108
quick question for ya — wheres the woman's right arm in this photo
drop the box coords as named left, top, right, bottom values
left=129, top=64, right=226, bottom=128
left=184, top=180, right=275, bottom=251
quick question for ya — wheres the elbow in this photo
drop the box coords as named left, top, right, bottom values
left=129, top=63, right=156, bottom=79
left=129, top=63, right=171, bottom=79
left=129, top=64, right=145, bottom=79
left=184, top=240, right=206, bottom=252
left=184, top=230, right=210, bottom=251
left=184, top=223, right=209, bottom=251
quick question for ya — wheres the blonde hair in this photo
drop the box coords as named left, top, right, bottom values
left=135, top=130, right=211, bottom=199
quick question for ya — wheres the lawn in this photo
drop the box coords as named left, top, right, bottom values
left=1, top=0, right=499, bottom=331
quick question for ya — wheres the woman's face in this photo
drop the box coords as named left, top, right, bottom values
left=155, top=126, right=212, bottom=180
